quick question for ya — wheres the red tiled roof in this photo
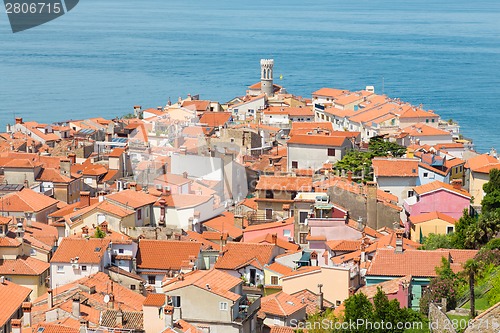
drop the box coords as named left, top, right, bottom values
left=256, top=176, right=312, bottom=192
left=259, top=291, right=306, bottom=317
left=247, top=233, right=300, bottom=252
left=312, top=88, right=346, bottom=98
left=137, top=240, right=201, bottom=270
left=265, top=262, right=293, bottom=276
left=214, top=242, right=276, bottom=270
left=143, top=293, right=166, bottom=307
left=410, top=211, right=457, bottom=225
left=0, top=280, right=32, bottom=326
left=0, top=188, right=59, bottom=212
left=372, top=158, right=419, bottom=177
left=163, top=269, right=242, bottom=301
left=105, top=189, right=158, bottom=209
left=281, top=266, right=321, bottom=279
left=202, top=212, right=243, bottom=239
left=367, top=248, right=477, bottom=277
left=402, top=123, right=452, bottom=137
left=413, top=180, right=471, bottom=198
left=0, top=256, right=49, bottom=275
left=290, top=289, right=334, bottom=315
left=199, top=112, right=232, bottom=128
left=325, top=240, right=362, bottom=252
left=51, top=238, right=110, bottom=264
left=357, top=275, right=412, bottom=299
left=464, top=153, right=500, bottom=171
left=287, top=134, right=347, bottom=147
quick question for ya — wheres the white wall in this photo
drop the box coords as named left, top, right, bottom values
left=375, top=176, right=419, bottom=204
left=288, top=144, right=345, bottom=171
left=50, top=262, right=101, bottom=289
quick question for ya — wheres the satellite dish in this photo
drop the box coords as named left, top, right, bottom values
left=103, top=294, right=110, bottom=303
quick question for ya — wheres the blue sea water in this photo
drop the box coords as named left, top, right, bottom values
left=0, top=0, right=499, bottom=152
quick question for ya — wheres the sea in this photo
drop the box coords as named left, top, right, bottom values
left=0, top=0, right=499, bottom=152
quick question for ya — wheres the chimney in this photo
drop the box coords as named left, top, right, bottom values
left=129, top=182, right=137, bottom=191
left=182, top=171, right=188, bottom=179
left=60, top=158, right=71, bottom=177
left=80, top=191, right=91, bottom=207
left=395, top=230, right=404, bottom=254
left=68, top=153, right=77, bottom=164
left=47, top=288, right=53, bottom=309
left=82, top=226, right=89, bottom=237
left=366, top=182, right=378, bottom=230
left=159, top=198, right=166, bottom=226
left=15, top=117, right=23, bottom=125
left=22, top=302, right=32, bottom=328
left=11, top=319, right=21, bottom=333
left=116, top=308, right=123, bottom=327
left=271, top=233, right=277, bottom=245
left=100, top=221, right=108, bottom=234
left=164, top=306, right=174, bottom=328
left=72, top=295, right=81, bottom=318
left=109, top=293, right=115, bottom=310
left=179, top=146, right=187, bottom=155
left=162, top=186, right=171, bottom=197
left=452, top=179, right=462, bottom=190
left=79, top=319, right=88, bottom=333
left=234, top=215, right=243, bottom=229
left=317, top=284, right=324, bottom=311
left=347, top=171, right=353, bottom=182
left=16, top=221, right=24, bottom=242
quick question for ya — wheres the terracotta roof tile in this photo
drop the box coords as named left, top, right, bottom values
left=0, top=188, right=59, bottom=212
left=326, top=240, right=362, bottom=252
left=163, top=269, right=242, bottom=301
left=372, top=158, right=419, bottom=177
left=413, top=180, right=471, bottom=198
left=256, top=176, right=312, bottom=192
left=312, top=88, right=346, bottom=98
left=214, top=242, right=276, bottom=270
left=402, top=123, right=452, bottom=137
left=357, top=275, right=412, bottom=299
left=259, top=291, right=306, bottom=317
left=410, top=211, right=457, bottom=225
left=100, top=310, right=143, bottom=329
left=287, top=134, right=348, bottom=147
left=464, top=153, right=500, bottom=171
left=265, top=262, right=293, bottom=276
left=247, top=233, right=300, bottom=252
left=137, top=240, right=201, bottom=270
left=203, top=212, right=243, bottom=239
left=51, top=238, right=110, bottom=264
left=105, top=189, right=158, bottom=209
left=0, top=279, right=32, bottom=326
left=290, top=289, right=334, bottom=315
left=281, top=266, right=321, bottom=279
left=143, top=293, right=166, bottom=307
left=0, top=256, right=49, bottom=275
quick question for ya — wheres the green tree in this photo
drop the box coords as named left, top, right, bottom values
left=419, top=233, right=454, bottom=250
left=451, top=210, right=476, bottom=249
left=368, top=138, right=406, bottom=157
left=343, top=293, right=374, bottom=333
left=420, top=258, right=460, bottom=314
left=464, top=211, right=500, bottom=249
left=94, top=227, right=106, bottom=238
left=335, top=150, right=372, bottom=180
left=462, top=259, right=483, bottom=318
left=481, top=168, right=500, bottom=214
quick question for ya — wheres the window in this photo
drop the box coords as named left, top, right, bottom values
left=447, top=226, right=454, bottom=234
left=327, top=148, right=336, bottom=157
left=283, top=229, right=291, bottom=238
left=130, top=285, right=136, bottom=290
left=265, top=208, right=273, bottom=220
left=57, top=265, right=64, bottom=273
left=423, top=172, right=429, bottom=178
left=336, top=300, right=342, bottom=306
left=30, top=248, right=37, bottom=256
left=172, top=296, right=181, bottom=307
left=119, top=248, right=124, bottom=254
left=426, top=119, right=429, bottom=123
left=137, top=209, right=142, bottom=220
left=299, top=211, right=308, bottom=224
left=219, top=302, right=228, bottom=311
left=271, top=276, right=279, bottom=285
left=299, top=232, right=308, bottom=244
left=408, top=190, right=414, bottom=198
left=148, top=275, right=155, bottom=285
left=291, top=161, right=298, bottom=169
left=81, top=265, right=87, bottom=271
left=265, top=190, right=274, bottom=199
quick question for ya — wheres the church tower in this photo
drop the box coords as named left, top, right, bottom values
left=260, top=59, right=274, bottom=96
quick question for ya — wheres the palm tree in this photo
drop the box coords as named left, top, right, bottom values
left=463, top=259, right=481, bottom=318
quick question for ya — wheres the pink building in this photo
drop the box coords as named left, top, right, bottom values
left=243, top=217, right=295, bottom=242
left=404, top=180, right=471, bottom=220
left=357, top=276, right=412, bottom=308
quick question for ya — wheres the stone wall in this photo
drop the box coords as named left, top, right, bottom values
left=464, top=302, right=500, bottom=333
left=428, top=302, right=456, bottom=333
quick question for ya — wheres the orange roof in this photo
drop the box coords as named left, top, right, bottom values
left=290, top=289, right=334, bottom=315
left=312, top=88, right=346, bottom=98
left=105, top=189, right=158, bottom=209
left=0, top=188, right=59, bottom=212
left=367, top=248, right=477, bottom=277
left=399, top=107, right=438, bottom=119
left=51, top=238, right=111, bottom=264
left=325, top=240, right=362, bottom=252
left=287, top=134, right=347, bottom=147
left=247, top=233, right=300, bottom=252
left=259, top=291, right=306, bottom=317
left=143, top=293, right=166, bottom=307
left=202, top=212, right=243, bottom=239
left=0, top=280, right=32, bottom=326
left=137, top=240, right=201, bottom=270
left=163, top=269, right=242, bottom=301
left=108, top=147, right=126, bottom=158
left=270, top=326, right=308, bottom=333
left=372, top=158, right=419, bottom=177
left=244, top=218, right=294, bottom=232
left=402, top=123, right=452, bottom=137
left=281, top=266, right=321, bottom=279
left=214, top=242, right=276, bottom=270
left=256, top=176, right=312, bottom=192
left=0, top=216, right=12, bottom=225
left=265, top=262, right=293, bottom=276
left=182, top=100, right=211, bottom=111
left=37, top=168, right=72, bottom=183
left=464, top=153, right=500, bottom=171
left=410, top=211, right=457, bottom=225
left=357, top=275, right=412, bottom=299
left=29, top=322, right=79, bottom=333
left=413, top=180, right=471, bottom=198
left=199, top=112, right=232, bottom=128
left=0, top=256, right=49, bottom=275
left=240, top=197, right=257, bottom=210
left=183, top=230, right=220, bottom=250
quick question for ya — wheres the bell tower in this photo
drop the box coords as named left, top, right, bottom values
left=260, top=59, right=274, bottom=96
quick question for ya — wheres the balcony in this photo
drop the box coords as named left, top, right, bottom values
left=234, top=295, right=261, bottom=323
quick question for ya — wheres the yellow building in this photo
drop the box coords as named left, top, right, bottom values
left=263, top=262, right=293, bottom=296
left=409, top=211, right=457, bottom=243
